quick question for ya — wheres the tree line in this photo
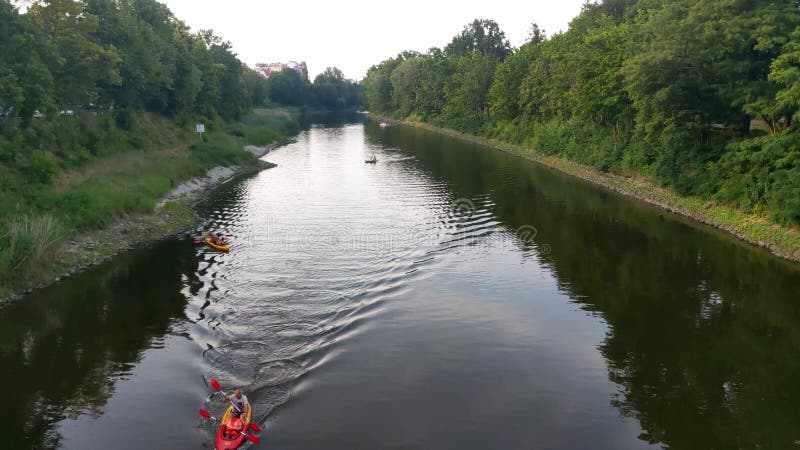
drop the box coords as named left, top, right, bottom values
left=363, top=1, right=800, bottom=225
left=0, top=0, right=361, bottom=124
left=267, top=66, right=362, bottom=111
left=0, top=0, right=269, bottom=122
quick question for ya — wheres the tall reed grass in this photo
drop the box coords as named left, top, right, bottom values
left=0, top=215, right=61, bottom=277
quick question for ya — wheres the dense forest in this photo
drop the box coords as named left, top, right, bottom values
left=267, top=66, right=362, bottom=112
left=1, top=0, right=264, bottom=122
left=363, top=1, right=800, bottom=226
left=0, top=0, right=360, bottom=122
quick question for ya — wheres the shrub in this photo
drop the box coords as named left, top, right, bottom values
left=23, top=150, right=60, bottom=184
left=114, top=108, right=133, bottom=130
left=770, top=166, right=800, bottom=225
left=0, top=214, right=61, bottom=277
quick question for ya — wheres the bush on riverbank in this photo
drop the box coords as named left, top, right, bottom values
left=0, top=215, right=60, bottom=280
left=231, top=108, right=301, bottom=145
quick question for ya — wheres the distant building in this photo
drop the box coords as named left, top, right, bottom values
left=255, top=61, right=307, bottom=78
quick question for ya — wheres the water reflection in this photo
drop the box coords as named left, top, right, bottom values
left=0, top=240, right=196, bottom=448
left=367, top=121, right=800, bottom=449
left=298, top=110, right=364, bottom=131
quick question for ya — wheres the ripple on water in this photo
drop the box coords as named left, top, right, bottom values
left=190, top=125, right=513, bottom=437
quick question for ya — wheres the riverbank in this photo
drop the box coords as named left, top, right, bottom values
left=0, top=109, right=299, bottom=305
left=0, top=156, right=282, bottom=308
left=377, top=116, right=800, bottom=264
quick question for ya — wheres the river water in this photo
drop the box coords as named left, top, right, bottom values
left=2, top=117, right=800, bottom=450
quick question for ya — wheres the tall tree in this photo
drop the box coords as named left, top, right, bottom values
left=267, top=68, right=307, bottom=107
left=27, top=0, right=121, bottom=106
left=0, top=0, right=57, bottom=118
left=443, top=51, right=497, bottom=122
left=444, top=19, right=511, bottom=61
left=489, top=42, right=537, bottom=121
left=572, top=15, right=632, bottom=133
left=770, top=27, right=800, bottom=128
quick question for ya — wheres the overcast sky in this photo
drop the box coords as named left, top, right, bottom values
left=159, top=0, right=588, bottom=80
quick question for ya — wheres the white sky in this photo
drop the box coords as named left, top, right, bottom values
left=160, top=0, right=588, bottom=80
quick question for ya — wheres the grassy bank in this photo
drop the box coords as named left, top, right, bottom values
left=0, top=108, right=299, bottom=299
left=383, top=117, right=800, bottom=264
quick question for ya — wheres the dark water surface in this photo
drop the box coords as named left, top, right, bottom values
left=2, top=117, right=800, bottom=450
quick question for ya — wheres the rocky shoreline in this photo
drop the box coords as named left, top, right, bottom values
left=0, top=141, right=286, bottom=308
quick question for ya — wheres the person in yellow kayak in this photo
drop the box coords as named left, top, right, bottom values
left=206, top=232, right=227, bottom=246
left=222, top=388, right=249, bottom=418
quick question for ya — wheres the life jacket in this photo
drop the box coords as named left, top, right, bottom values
left=224, top=416, right=243, bottom=438
left=229, top=417, right=243, bottom=430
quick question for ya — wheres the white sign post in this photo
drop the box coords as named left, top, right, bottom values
left=196, top=123, right=205, bottom=142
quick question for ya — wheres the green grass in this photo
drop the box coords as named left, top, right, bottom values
left=0, top=215, right=61, bottom=280
left=0, top=108, right=299, bottom=295
left=241, top=108, right=301, bottom=138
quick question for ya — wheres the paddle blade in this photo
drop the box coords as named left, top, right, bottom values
left=246, top=434, right=261, bottom=444
left=199, top=409, right=211, bottom=419
left=249, top=421, right=262, bottom=433
left=210, top=378, right=222, bottom=391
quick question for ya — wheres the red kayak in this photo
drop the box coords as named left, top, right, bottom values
left=215, top=403, right=253, bottom=449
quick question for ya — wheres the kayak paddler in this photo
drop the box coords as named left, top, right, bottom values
left=207, top=232, right=227, bottom=246
left=222, top=388, right=249, bottom=418
left=223, top=414, right=244, bottom=438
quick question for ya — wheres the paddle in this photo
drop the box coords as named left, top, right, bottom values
left=209, top=378, right=262, bottom=433
left=199, top=409, right=261, bottom=444
left=199, top=408, right=219, bottom=421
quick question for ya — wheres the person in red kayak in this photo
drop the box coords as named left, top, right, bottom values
left=223, top=414, right=244, bottom=438
left=222, top=388, right=249, bottom=418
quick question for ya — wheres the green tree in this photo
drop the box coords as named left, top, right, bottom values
left=28, top=0, right=121, bottom=106
left=489, top=43, right=537, bottom=121
left=445, top=19, right=511, bottom=61
left=0, top=0, right=57, bottom=118
left=572, top=15, right=632, bottom=133
left=413, top=50, right=450, bottom=118
left=767, top=28, right=800, bottom=131
left=443, top=51, right=497, bottom=127
left=389, top=58, right=420, bottom=116
left=364, top=57, right=403, bottom=114
left=312, top=67, right=361, bottom=111
left=526, top=23, right=546, bottom=44
left=518, top=33, right=576, bottom=123
left=267, top=68, right=307, bottom=107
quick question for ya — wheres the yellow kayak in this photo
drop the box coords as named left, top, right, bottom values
left=204, top=237, right=230, bottom=253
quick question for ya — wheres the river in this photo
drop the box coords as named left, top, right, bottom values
left=2, top=116, right=800, bottom=450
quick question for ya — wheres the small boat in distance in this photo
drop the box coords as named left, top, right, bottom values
left=379, top=121, right=389, bottom=128
left=365, top=154, right=378, bottom=164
